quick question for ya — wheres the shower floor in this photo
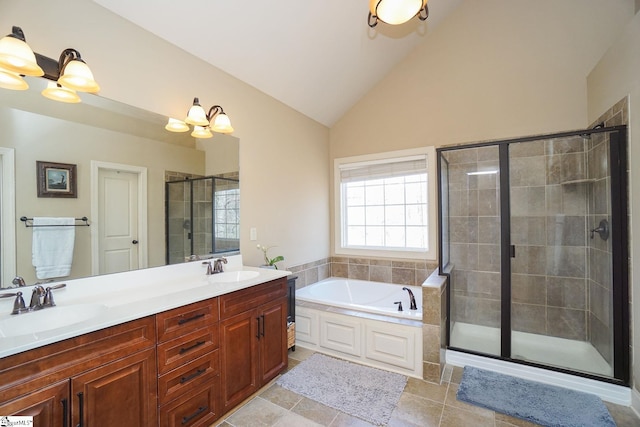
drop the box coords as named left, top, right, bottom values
left=450, top=322, right=613, bottom=377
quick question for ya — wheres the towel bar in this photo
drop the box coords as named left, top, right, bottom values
left=20, top=217, right=90, bottom=227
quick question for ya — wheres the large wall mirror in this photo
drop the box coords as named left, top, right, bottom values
left=0, top=78, right=239, bottom=285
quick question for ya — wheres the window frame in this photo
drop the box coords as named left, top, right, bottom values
left=333, top=146, right=437, bottom=260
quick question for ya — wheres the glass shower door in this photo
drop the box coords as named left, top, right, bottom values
left=509, top=135, right=614, bottom=377
left=444, top=145, right=502, bottom=356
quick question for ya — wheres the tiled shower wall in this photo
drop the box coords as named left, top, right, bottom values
left=288, top=257, right=438, bottom=289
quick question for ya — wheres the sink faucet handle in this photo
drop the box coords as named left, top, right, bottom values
left=202, top=261, right=213, bottom=275
left=0, top=291, right=27, bottom=314
left=43, top=284, right=65, bottom=307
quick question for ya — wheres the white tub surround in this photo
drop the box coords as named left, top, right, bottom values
left=0, top=255, right=290, bottom=358
left=295, top=277, right=423, bottom=378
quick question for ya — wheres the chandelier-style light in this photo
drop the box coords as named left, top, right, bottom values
left=368, top=0, right=429, bottom=27
left=0, top=26, right=100, bottom=102
left=165, top=97, right=234, bottom=139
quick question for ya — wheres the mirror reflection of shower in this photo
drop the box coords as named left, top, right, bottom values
left=165, top=175, right=240, bottom=264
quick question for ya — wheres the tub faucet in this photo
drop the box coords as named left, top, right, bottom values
left=402, top=287, right=418, bottom=310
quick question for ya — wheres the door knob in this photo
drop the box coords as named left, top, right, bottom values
left=132, top=240, right=139, bottom=244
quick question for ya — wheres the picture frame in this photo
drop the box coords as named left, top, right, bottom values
left=36, top=161, right=77, bottom=198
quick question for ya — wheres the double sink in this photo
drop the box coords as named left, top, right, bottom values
left=0, top=262, right=271, bottom=345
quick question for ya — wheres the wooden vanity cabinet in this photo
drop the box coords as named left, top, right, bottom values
left=219, top=278, right=288, bottom=411
left=156, top=298, right=221, bottom=427
left=0, top=316, right=157, bottom=427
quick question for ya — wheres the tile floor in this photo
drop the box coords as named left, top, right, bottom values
left=213, top=347, right=640, bottom=427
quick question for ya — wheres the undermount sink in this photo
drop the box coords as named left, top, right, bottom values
left=0, top=304, right=108, bottom=338
left=208, top=270, right=260, bottom=284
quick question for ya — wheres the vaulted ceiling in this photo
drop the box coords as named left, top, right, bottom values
left=92, top=0, right=463, bottom=126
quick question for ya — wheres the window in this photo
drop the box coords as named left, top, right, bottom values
left=334, top=147, right=436, bottom=260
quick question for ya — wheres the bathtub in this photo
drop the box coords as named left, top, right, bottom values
left=294, top=277, right=424, bottom=378
left=295, top=277, right=423, bottom=320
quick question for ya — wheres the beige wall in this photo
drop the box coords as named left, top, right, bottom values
left=330, top=0, right=632, bottom=255
left=587, top=10, right=640, bottom=397
left=0, top=0, right=330, bottom=269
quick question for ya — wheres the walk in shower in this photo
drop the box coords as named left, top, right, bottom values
left=438, top=125, right=629, bottom=384
left=166, top=176, right=239, bottom=264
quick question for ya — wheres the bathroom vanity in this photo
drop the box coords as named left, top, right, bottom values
left=0, top=256, right=289, bottom=427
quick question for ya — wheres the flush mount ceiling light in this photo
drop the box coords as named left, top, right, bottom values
left=165, top=97, right=234, bottom=139
left=0, top=26, right=100, bottom=102
left=368, top=0, right=429, bottom=27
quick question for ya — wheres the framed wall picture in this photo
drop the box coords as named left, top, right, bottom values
left=36, top=161, right=77, bottom=198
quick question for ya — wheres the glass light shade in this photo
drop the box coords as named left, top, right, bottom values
left=0, top=35, right=44, bottom=76
left=58, top=60, right=100, bottom=93
left=0, top=69, right=28, bottom=90
left=41, top=81, right=81, bottom=103
left=185, top=103, right=209, bottom=126
left=165, top=118, right=190, bottom=132
left=211, top=113, right=234, bottom=134
left=370, top=0, right=426, bottom=25
left=191, top=126, right=213, bottom=139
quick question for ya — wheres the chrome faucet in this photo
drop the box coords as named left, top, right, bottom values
left=213, top=257, right=228, bottom=273
left=402, top=287, right=418, bottom=310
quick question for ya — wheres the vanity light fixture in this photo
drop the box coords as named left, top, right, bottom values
left=0, top=26, right=100, bottom=102
left=165, top=97, right=234, bottom=139
left=368, top=0, right=429, bottom=27
left=41, top=81, right=81, bottom=103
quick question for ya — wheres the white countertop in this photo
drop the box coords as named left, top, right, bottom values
left=0, top=255, right=290, bottom=359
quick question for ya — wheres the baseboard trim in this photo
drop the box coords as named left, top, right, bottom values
left=446, top=350, right=631, bottom=406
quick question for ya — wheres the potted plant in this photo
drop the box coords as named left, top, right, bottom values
left=257, top=244, right=284, bottom=269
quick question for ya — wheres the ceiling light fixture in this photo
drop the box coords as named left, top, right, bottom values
left=165, top=97, right=234, bottom=139
left=0, top=26, right=100, bottom=102
left=368, top=0, right=429, bottom=27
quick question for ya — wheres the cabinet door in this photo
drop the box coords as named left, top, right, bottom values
left=71, top=348, right=157, bottom=427
left=259, top=297, right=288, bottom=384
left=0, top=381, right=69, bottom=427
left=219, top=309, right=259, bottom=411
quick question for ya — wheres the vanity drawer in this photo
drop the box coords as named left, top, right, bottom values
left=158, top=350, right=220, bottom=406
left=156, top=298, right=219, bottom=343
left=219, top=278, right=287, bottom=319
left=157, top=326, right=219, bottom=375
left=159, top=378, right=221, bottom=427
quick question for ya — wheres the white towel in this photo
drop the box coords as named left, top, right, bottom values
left=31, top=217, right=75, bottom=279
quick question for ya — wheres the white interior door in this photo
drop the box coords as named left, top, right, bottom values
left=98, top=168, right=139, bottom=274
left=91, top=161, right=147, bottom=276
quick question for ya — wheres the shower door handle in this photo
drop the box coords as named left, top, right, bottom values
left=510, top=245, right=515, bottom=258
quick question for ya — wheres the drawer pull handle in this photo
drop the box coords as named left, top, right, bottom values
left=179, top=340, right=206, bottom=354
left=61, top=398, right=69, bottom=427
left=181, top=405, right=208, bottom=425
left=180, top=368, right=206, bottom=384
left=76, top=392, right=84, bottom=427
left=178, top=313, right=205, bottom=325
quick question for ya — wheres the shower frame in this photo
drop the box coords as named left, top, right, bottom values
left=165, top=176, right=240, bottom=264
left=437, top=125, right=629, bottom=386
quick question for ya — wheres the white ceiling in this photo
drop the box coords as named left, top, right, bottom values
left=92, top=0, right=463, bottom=127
